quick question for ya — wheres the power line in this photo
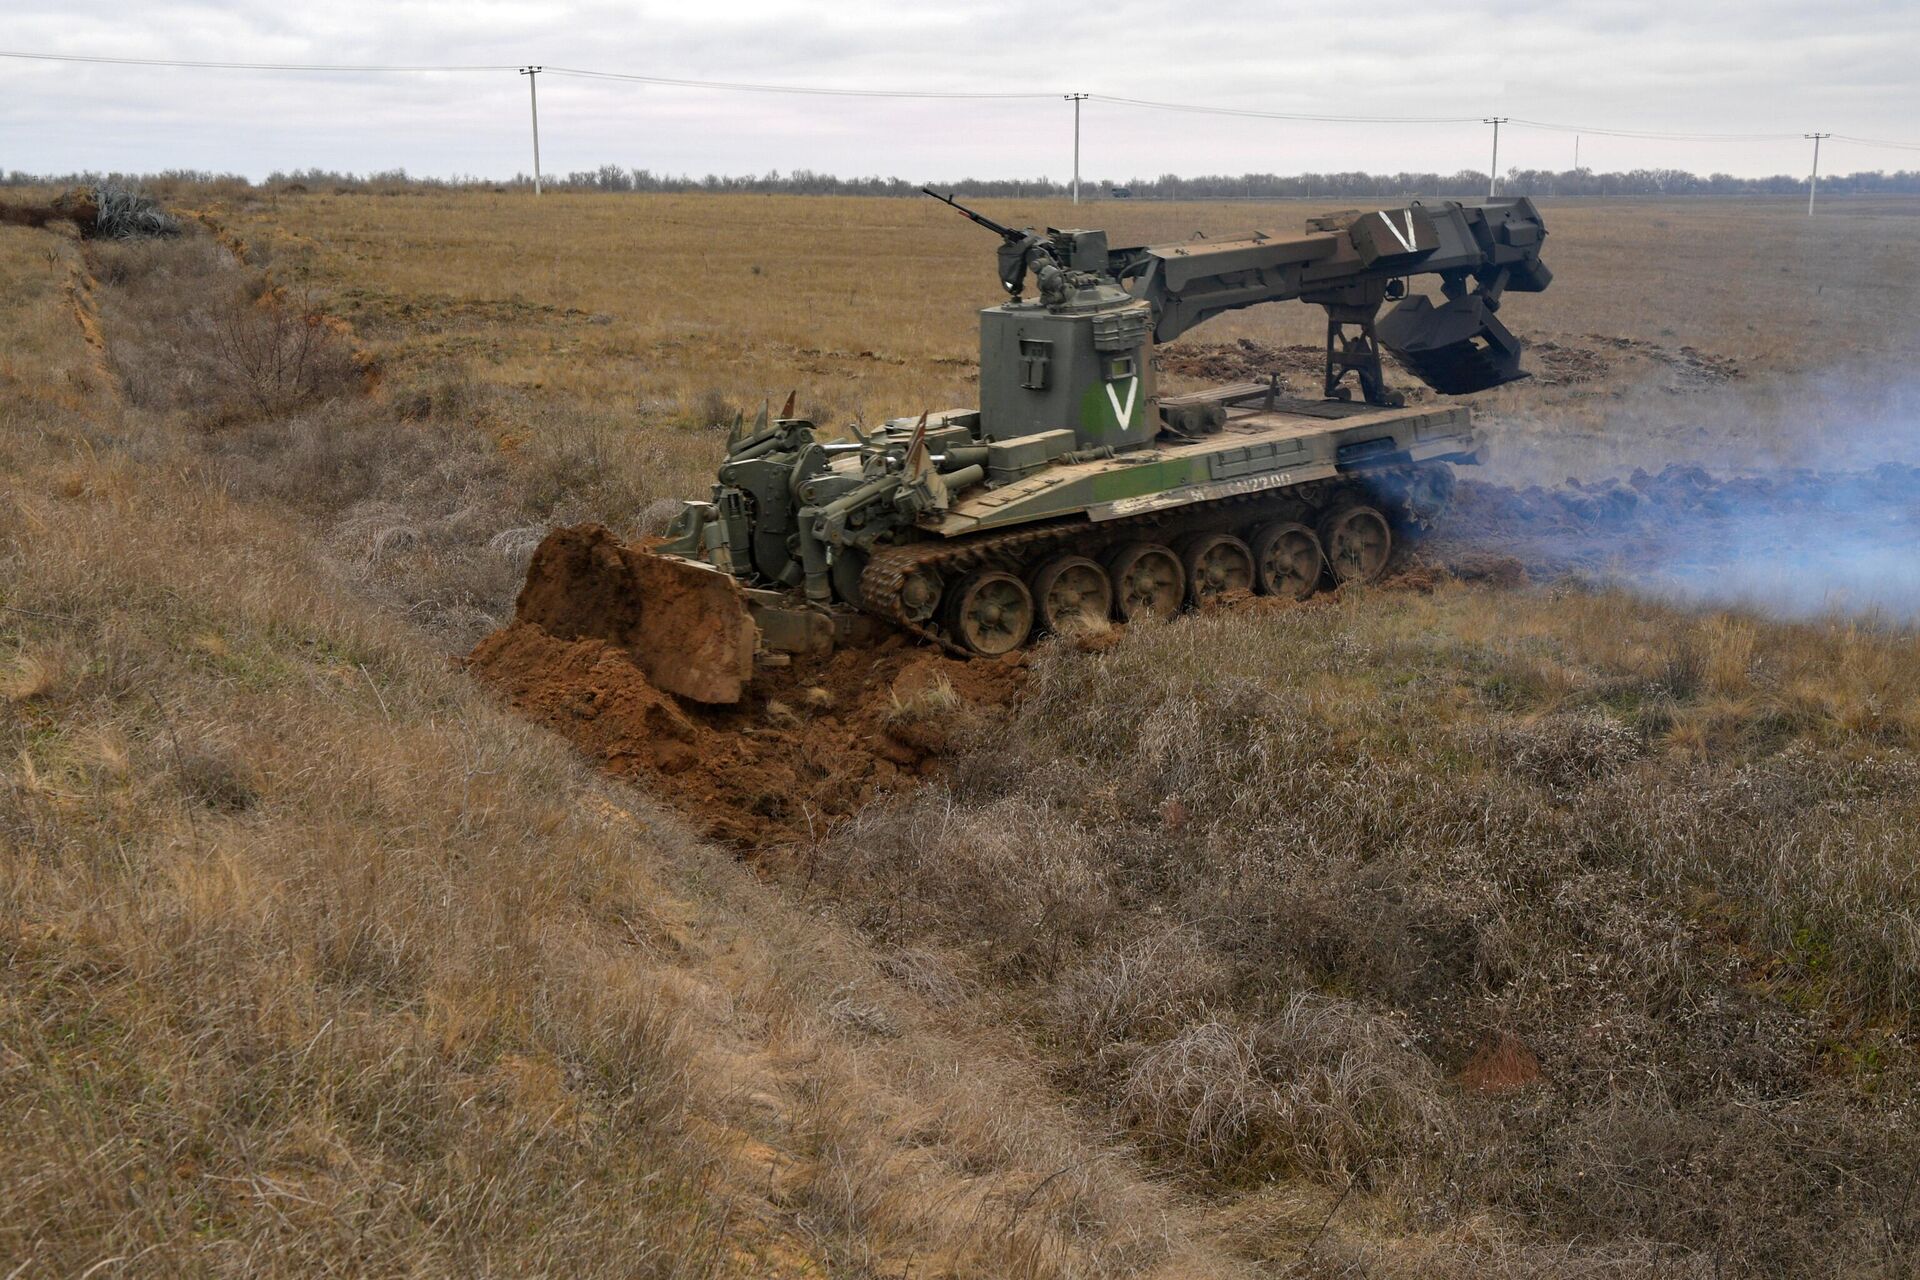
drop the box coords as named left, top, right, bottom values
left=3, top=48, right=1918, bottom=154
left=0, top=50, right=1055, bottom=100
left=1832, top=133, right=1920, bottom=153
left=1505, top=118, right=1803, bottom=142
left=543, top=66, right=1053, bottom=100
left=1087, top=92, right=1484, bottom=125
left=0, top=49, right=516, bottom=72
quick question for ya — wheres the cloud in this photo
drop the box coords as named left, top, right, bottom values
left=3, top=0, right=1915, bottom=180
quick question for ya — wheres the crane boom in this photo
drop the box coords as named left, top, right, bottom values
left=1107, top=198, right=1551, bottom=401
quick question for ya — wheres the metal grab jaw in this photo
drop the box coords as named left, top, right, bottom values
left=1376, top=292, right=1529, bottom=395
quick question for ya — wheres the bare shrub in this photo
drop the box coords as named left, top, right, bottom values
left=822, top=795, right=1118, bottom=980
left=1116, top=996, right=1454, bottom=1184
left=637, top=496, right=685, bottom=535
left=1472, top=709, right=1644, bottom=791
left=1048, top=926, right=1231, bottom=1062
left=488, top=523, right=551, bottom=566
left=89, top=237, right=169, bottom=288
left=691, top=387, right=736, bottom=429
left=207, top=283, right=364, bottom=416
left=93, top=233, right=361, bottom=425
left=874, top=945, right=970, bottom=1008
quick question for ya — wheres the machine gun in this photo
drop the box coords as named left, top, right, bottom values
left=920, top=187, right=1024, bottom=242
left=922, top=187, right=1070, bottom=302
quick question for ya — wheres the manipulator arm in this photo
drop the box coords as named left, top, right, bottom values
left=1111, top=196, right=1552, bottom=401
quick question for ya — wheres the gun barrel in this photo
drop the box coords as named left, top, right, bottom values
left=920, top=187, right=1022, bottom=243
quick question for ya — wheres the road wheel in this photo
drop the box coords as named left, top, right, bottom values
left=1250, top=521, right=1324, bottom=599
left=1104, top=542, right=1184, bottom=621
left=1030, top=554, right=1112, bottom=637
left=895, top=566, right=943, bottom=623
left=1319, top=504, right=1393, bottom=584
left=1179, top=532, right=1255, bottom=607
left=947, top=569, right=1034, bottom=656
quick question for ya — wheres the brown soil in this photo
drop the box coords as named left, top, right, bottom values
left=469, top=608, right=1025, bottom=850
left=511, top=524, right=757, bottom=704
left=1457, top=1032, right=1544, bottom=1093
left=0, top=189, right=100, bottom=233
left=1158, top=338, right=1325, bottom=388
left=1530, top=334, right=1741, bottom=390
left=1159, top=333, right=1740, bottom=398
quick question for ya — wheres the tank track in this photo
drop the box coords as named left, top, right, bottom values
left=858, top=462, right=1443, bottom=653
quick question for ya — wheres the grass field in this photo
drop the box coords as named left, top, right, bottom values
left=6, top=188, right=1920, bottom=1277
left=216, top=190, right=1920, bottom=485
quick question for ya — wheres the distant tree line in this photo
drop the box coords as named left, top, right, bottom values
left=7, top=164, right=1920, bottom=199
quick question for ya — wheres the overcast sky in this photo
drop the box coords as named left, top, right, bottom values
left=5, top=0, right=1917, bottom=182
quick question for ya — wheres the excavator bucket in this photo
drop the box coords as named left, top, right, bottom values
left=513, top=524, right=756, bottom=704
left=1376, top=293, right=1529, bottom=395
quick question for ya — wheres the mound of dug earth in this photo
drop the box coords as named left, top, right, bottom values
left=1156, top=337, right=1324, bottom=387
left=469, top=610, right=1024, bottom=849
left=511, top=524, right=757, bottom=703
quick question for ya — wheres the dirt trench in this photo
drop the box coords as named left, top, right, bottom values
left=468, top=525, right=1027, bottom=848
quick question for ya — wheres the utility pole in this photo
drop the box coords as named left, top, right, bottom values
left=1065, top=93, right=1088, bottom=204
left=1804, top=132, right=1830, bottom=216
left=1574, top=134, right=1580, bottom=172
left=1483, top=117, right=1508, bottom=197
left=520, top=66, right=544, bottom=195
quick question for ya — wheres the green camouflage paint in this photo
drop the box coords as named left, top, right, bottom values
left=1089, top=457, right=1197, bottom=502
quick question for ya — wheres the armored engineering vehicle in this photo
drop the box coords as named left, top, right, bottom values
left=519, top=190, right=1551, bottom=702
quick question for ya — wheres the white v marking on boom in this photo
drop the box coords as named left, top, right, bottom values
left=1377, top=210, right=1420, bottom=253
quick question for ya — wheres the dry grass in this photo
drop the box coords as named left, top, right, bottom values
left=11, top=184, right=1920, bottom=1276
left=165, top=187, right=1920, bottom=514
left=199, top=190, right=1920, bottom=492
left=2, top=229, right=734, bottom=1276
left=87, top=230, right=721, bottom=650
left=1, top=221, right=1257, bottom=1276
left=815, top=591, right=1920, bottom=1275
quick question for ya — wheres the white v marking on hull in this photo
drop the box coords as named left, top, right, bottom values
left=1104, top=376, right=1139, bottom=427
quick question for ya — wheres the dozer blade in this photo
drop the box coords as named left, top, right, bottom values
left=514, top=524, right=756, bottom=704
left=1377, top=293, right=1529, bottom=395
